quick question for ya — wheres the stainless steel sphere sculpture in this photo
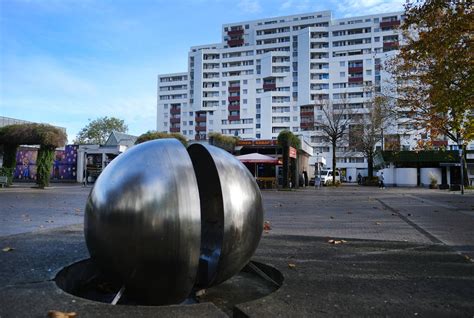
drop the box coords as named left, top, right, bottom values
left=84, top=139, right=263, bottom=305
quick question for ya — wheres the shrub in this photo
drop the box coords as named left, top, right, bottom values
left=0, top=167, right=14, bottom=186
left=325, top=180, right=341, bottom=187
left=135, top=131, right=187, bottom=147
left=362, top=176, right=379, bottom=186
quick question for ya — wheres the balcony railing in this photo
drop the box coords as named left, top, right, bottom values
left=380, top=20, right=400, bottom=28
left=227, top=29, right=244, bottom=36
left=170, top=127, right=180, bottom=133
left=228, top=115, right=240, bottom=121
left=383, top=41, right=399, bottom=48
left=195, top=126, right=206, bottom=132
left=348, top=66, right=363, bottom=73
left=228, top=86, right=240, bottom=93
left=348, top=76, right=364, bottom=83
left=170, top=118, right=180, bottom=124
left=263, top=83, right=276, bottom=91
left=170, top=108, right=181, bottom=115
left=195, top=116, right=206, bottom=123
left=228, top=104, right=240, bottom=111
left=300, top=111, right=314, bottom=117
left=300, top=122, right=314, bottom=129
left=228, top=96, right=240, bottom=102
left=227, top=39, right=244, bottom=47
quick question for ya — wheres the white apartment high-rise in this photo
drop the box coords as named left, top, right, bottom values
left=157, top=10, right=412, bottom=178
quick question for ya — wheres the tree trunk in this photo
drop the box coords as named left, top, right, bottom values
left=367, top=152, right=374, bottom=178
left=332, top=140, right=336, bottom=184
left=282, top=144, right=289, bottom=188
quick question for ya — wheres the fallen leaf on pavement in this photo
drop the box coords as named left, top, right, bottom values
left=75, top=208, right=81, bottom=212
left=263, top=221, right=271, bottom=231
left=2, top=247, right=14, bottom=252
left=375, top=222, right=382, bottom=225
left=195, top=289, right=206, bottom=297
left=288, top=263, right=296, bottom=269
left=48, top=310, right=77, bottom=318
left=330, top=216, right=334, bottom=219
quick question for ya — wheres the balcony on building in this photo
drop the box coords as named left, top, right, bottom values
left=227, top=29, right=244, bottom=36
left=170, top=108, right=181, bottom=115
left=195, top=116, right=206, bottom=123
left=263, top=83, right=276, bottom=91
left=195, top=126, right=206, bottom=132
left=228, top=86, right=240, bottom=93
left=170, top=117, right=180, bottom=124
left=380, top=20, right=401, bottom=28
left=348, top=76, right=364, bottom=83
left=300, top=122, right=314, bottom=129
left=195, top=134, right=207, bottom=141
left=227, top=39, right=244, bottom=47
left=228, top=95, right=240, bottom=102
left=228, top=115, right=240, bottom=121
left=348, top=66, right=363, bottom=73
left=228, top=104, right=240, bottom=111
left=383, top=41, right=399, bottom=49
left=300, top=111, right=314, bottom=117
left=170, top=127, right=180, bottom=133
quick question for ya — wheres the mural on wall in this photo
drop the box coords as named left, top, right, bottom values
left=14, top=145, right=78, bottom=181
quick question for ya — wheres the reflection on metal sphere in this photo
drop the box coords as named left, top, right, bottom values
left=85, top=139, right=263, bottom=305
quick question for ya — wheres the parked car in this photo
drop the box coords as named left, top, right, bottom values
left=320, top=170, right=340, bottom=185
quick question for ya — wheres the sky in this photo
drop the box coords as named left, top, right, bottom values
left=0, top=0, right=405, bottom=143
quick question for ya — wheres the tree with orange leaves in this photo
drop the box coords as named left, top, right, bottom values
left=387, top=0, right=473, bottom=146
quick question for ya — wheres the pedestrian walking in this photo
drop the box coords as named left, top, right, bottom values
left=357, top=173, right=362, bottom=185
left=379, top=172, right=385, bottom=189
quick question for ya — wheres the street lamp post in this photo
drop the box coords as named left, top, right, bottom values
left=458, top=138, right=464, bottom=195
left=315, top=152, right=320, bottom=189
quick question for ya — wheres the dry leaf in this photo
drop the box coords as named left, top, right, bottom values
left=48, top=310, right=77, bottom=318
left=288, top=263, right=296, bottom=269
left=75, top=208, right=81, bottom=212
left=330, top=216, right=334, bottom=219
left=263, top=221, right=271, bottom=231
left=375, top=222, right=381, bottom=225
left=195, top=289, right=206, bottom=297
left=2, top=247, right=14, bottom=252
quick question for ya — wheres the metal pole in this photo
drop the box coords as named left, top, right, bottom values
left=459, top=146, right=464, bottom=195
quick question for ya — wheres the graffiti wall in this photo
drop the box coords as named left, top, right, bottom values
left=14, top=145, right=78, bottom=181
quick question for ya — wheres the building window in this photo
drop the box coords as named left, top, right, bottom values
left=366, top=70, right=372, bottom=75
left=340, top=72, right=345, bottom=77
left=243, top=79, right=248, bottom=84
left=243, top=99, right=247, bottom=104
left=339, top=61, right=345, bottom=67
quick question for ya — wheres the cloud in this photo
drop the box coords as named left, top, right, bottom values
left=238, top=0, right=262, bottom=14
left=332, top=0, right=405, bottom=17
left=279, top=0, right=311, bottom=12
left=1, top=55, right=97, bottom=97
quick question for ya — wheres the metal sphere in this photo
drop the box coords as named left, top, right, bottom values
left=84, top=139, right=263, bottom=305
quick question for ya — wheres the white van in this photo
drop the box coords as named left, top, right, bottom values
left=319, top=170, right=340, bottom=185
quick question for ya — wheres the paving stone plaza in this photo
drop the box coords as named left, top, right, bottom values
left=1, top=184, right=473, bottom=316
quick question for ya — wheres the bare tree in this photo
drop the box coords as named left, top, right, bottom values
left=349, top=90, right=396, bottom=178
left=314, top=99, right=352, bottom=184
